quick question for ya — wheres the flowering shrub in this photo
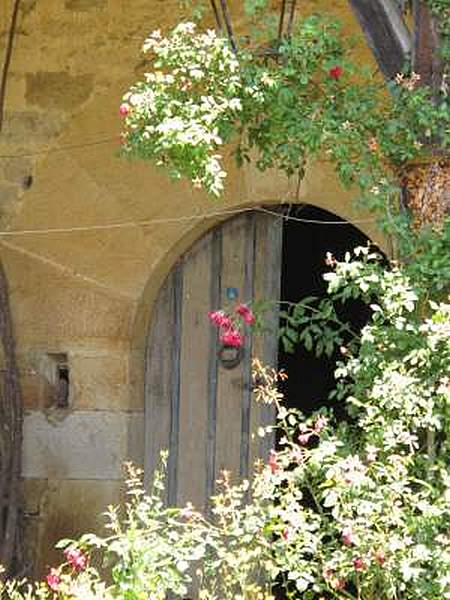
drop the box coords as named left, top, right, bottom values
left=259, top=245, right=450, bottom=599
left=120, top=12, right=449, bottom=224
left=120, top=22, right=242, bottom=196
left=2, top=239, right=449, bottom=600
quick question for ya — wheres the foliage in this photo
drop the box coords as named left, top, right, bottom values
left=2, top=241, right=449, bottom=600
left=2, top=4, right=449, bottom=599
left=120, top=14, right=449, bottom=205
left=120, top=22, right=242, bottom=196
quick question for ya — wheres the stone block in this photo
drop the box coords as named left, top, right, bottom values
left=0, top=182, right=20, bottom=206
left=22, top=410, right=144, bottom=480
left=70, top=351, right=136, bottom=411
left=22, top=478, right=122, bottom=576
left=25, top=72, right=94, bottom=111
left=20, top=0, right=37, bottom=18
left=65, top=0, right=106, bottom=9
left=1, top=157, right=34, bottom=186
left=0, top=110, right=63, bottom=144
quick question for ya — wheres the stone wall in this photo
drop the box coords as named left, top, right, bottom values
left=0, top=0, right=385, bottom=574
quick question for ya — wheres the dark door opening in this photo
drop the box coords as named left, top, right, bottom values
left=277, top=204, right=371, bottom=421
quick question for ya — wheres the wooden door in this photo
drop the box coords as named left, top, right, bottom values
left=144, top=212, right=282, bottom=511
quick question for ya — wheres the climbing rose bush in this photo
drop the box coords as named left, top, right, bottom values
left=120, top=14, right=449, bottom=215
left=120, top=22, right=242, bottom=196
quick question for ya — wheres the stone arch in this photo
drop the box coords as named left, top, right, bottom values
left=137, top=194, right=388, bottom=509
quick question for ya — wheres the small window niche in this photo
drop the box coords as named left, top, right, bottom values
left=47, top=353, right=70, bottom=409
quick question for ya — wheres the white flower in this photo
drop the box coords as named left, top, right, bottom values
left=228, top=98, right=242, bottom=111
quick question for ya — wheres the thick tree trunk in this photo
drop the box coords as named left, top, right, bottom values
left=0, top=260, right=24, bottom=577
left=400, top=159, right=450, bottom=231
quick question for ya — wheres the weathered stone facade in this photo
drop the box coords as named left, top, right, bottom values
left=0, top=0, right=386, bottom=574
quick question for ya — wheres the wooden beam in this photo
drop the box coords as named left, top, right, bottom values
left=412, top=0, right=443, bottom=93
left=348, top=0, right=412, bottom=80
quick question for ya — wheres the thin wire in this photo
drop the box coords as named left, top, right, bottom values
left=0, top=206, right=376, bottom=237
left=0, top=206, right=377, bottom=301
left=0, top=207, right=256, bottom=236
left=0, top=137, right=117, bottom=159
left=256, top=207, right=376, bottom=226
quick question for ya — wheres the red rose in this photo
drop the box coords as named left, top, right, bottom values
left=220, top=328, right=244, bottom=348
left=208, top=310, right=232, bottom=329
left=329, top=66, right=343, bottom=80
left=236, top=303, right=256, bottom=325
left=119, top=103, right=130, bottom=117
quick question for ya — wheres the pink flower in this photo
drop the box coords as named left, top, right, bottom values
left=333, top=578, right=346, bottom=591
left=341, top=526, right=355, bottom=547
left=323, top=569, right=346, bottom=590
left=374, top=549, right=386, bottom=566
left=298, top=432, right=312, bottom=446
left=314, top=415, right=328, bottom=434
left=329, top=65, right=343, bottom=80
left=208, top=310, right=232, bottom=329
left=64, top=547, right=88, bottom=571
left=119, top=103, right=130, bottom=117
left=353, top=556, right=366, bottom=571
left=46, top=568, right=61, bottom=591
left=236, top=303, right=255, bottom=325
left=220, top=328, right=244, bottom=348
left=268, top=449, right=280, bottom=474
left=282, top=527, right=291, bottom=541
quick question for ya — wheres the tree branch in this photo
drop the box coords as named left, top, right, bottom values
left=277, top=0, right=287, bottom=45
left=286, top=0, right=297, bottom=39
left=219, top=0, right=237, bottom=53
left=0, top=0, right=21, bottom=133
left=209, top=0, right=224, bottom=33
left=347, top=0, right=412, bottom=80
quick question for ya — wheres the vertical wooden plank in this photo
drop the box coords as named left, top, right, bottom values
left=240, top=214, right=256, bottom=480
left=177, top=235, right=213, bottom=510
left=259, top=214, right=283, bottom=461
left=249, top=213, right=283, bottom=469
left=144, top=272, right=175, bottom=500
left=250, top=215, right=268, bottom=473
left=167, top=264, right=183, bottom=506
left=205, top=229, right=222, bottom=511
left=214, top=215, right=247, bottom=487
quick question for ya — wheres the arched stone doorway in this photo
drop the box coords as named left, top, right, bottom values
left=144, top=206, right=371, bottom=511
